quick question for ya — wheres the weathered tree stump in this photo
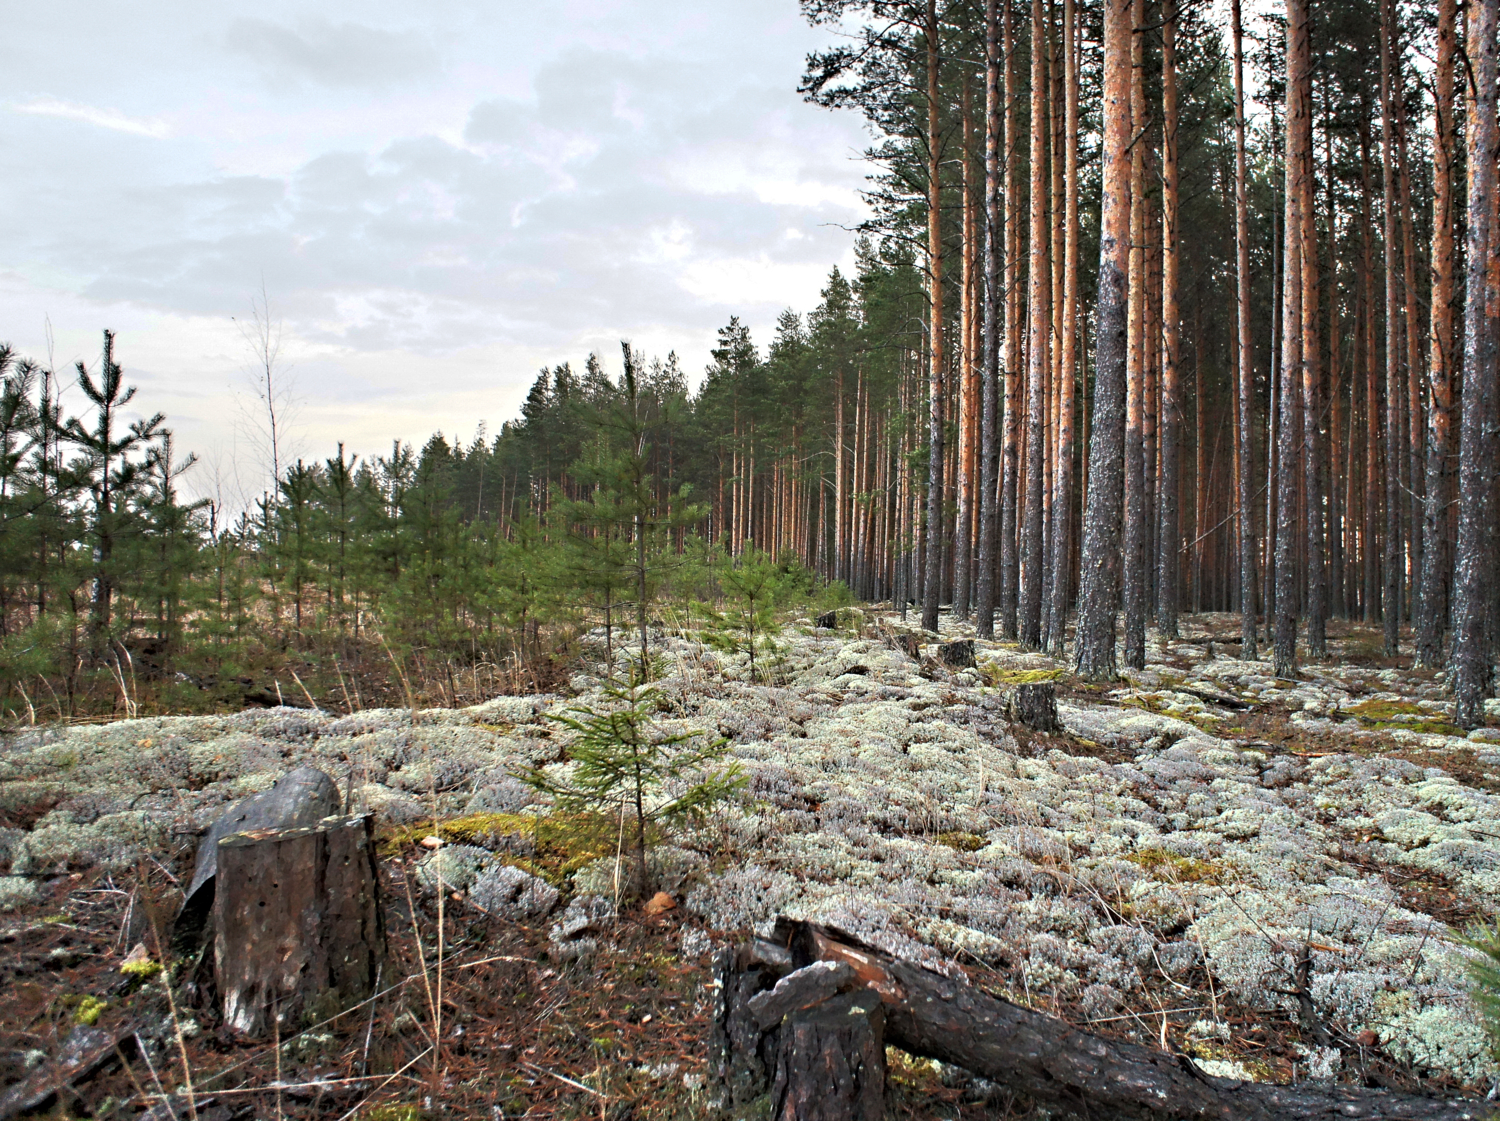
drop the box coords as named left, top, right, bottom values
left=1009, top=683, right=1062, bottom=732
left=214, top=813, right=384, bottom=1039
left=770, top=990, right=885, bottom=1121
left=710, top=942, right=786, bottom=1108
left=174, top=766, right=341, bottom=952
left=938, top=639, right=976, bottom=668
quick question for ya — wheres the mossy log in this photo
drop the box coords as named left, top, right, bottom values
left=214, top=813, right=384, bottom=1039
left=719, top=919, right=1485, bottom=1121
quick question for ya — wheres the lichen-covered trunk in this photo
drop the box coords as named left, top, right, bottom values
left=1452, top=0, right=1499, bottom=728
left=1074, top=0, right=1131, bottom=682
left=1021, top=0, right=1050, bottom=651
left=1416, top=0, right=1458, bottom=668
left=1232, top=0, right=1258, bottom=659
left=921, top=0, right=945, bottom=635
left=1156, top=0, right=1181, bottom=642
left=975, top=0, right=1003, bottom=640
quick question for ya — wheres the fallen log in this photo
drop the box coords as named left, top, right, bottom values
left=717, top=919, right=1484, bottom=1121
left=214, top=813, right=384, bottom=1039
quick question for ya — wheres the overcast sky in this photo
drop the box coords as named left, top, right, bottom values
left=2, top=0, right=871, bottom=506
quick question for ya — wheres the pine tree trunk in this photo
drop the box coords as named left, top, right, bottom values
left=975, top=0, right=1004, bottom=640
left=1157, top=0, right=1181, bottom=641
left=1416, top=0, right=1458, bottom=668
left=1275, top=0, right=1309, bottom=680
left=1021, top=0, right=1050, bottom=651
left=1379, top=0, right=1404, bottom=656
left=1000, top=0, right=1022, bottom=641
left=1359, top=124, right=1381, bottom=625
left=1298, top=20, right=1325, bottom=660
left=1397, top=89, right=1424, bottom=626
left=1074, top=0, right=1132, bottom=681
left=1046, top=0, right=1079, bottom=658
left=1122, top=0, right=1147, bottom=670
left=955, top=79, right=978, bottom=621
left=921, top=0, right=945, bottom=635
left=1232, top=0, right=1258, bottom=658
left=1452, top=0, right=1499, bottom=729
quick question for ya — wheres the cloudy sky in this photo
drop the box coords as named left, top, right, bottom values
left=2, top=0, right=871, bottom=506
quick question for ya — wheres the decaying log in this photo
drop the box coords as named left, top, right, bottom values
left=770, top=990, right=885, bottom=1121
left=1007, top=682, right=1062, bottom=732
left=214, top=813, right=384, bottom=1039
left=716, top=919, right=1484, bottom=1121
left=174, top=766, right=341, bottom=950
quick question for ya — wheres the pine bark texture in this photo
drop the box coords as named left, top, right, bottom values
left=1074, top=0, right=1131, bottom=682
left=1231, top=0, right=1258, bottom=659
left=1047, top=0, right=1079, bottom=658
left=922, top=0, right=946, bottom=635
left=1452, top=0, right=1499, bottom=728
left=1274, top=0, right=1309, bottom=680
left=975, top=0, right=1003, bottom=639
left=1122, top=0, right=1147, bottom=671
left=1416, top=0, right=1459, bottom=669
left=1021, top=0, right=1051, bottom=651
left=1157, top=0, right=1181, bottom=641
left=1379, top=0, right=1404, bottom=656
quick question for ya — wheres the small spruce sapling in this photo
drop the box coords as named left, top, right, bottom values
left=521, top=681, right=743, bottom=899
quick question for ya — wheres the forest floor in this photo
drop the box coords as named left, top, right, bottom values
left=1, top=610, right=1498, bottom=1118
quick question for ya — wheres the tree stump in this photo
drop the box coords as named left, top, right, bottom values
left=174, top=766, right=341, bottom=952
left=710, top=943, right=785, bottom=1108
left=938, top=639, right=976, bottom=668
left=214, top=813, right=384, bottom=1039
left=770, top=990, right=885, bottom=1121
left=1010, top=683, right=1062, bottom=732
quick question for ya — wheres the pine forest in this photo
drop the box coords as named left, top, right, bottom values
left=3, top=0, right=1500, bottom=1114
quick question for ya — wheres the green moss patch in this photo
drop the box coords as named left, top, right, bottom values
left=935, top=831, right=987, bottom=853
left=1127, top=848, right=1227, bottom=885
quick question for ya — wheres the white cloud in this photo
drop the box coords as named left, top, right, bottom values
left=9, top=96, right=169, bottom=138
left=1, top=1, right=871, bottom=483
